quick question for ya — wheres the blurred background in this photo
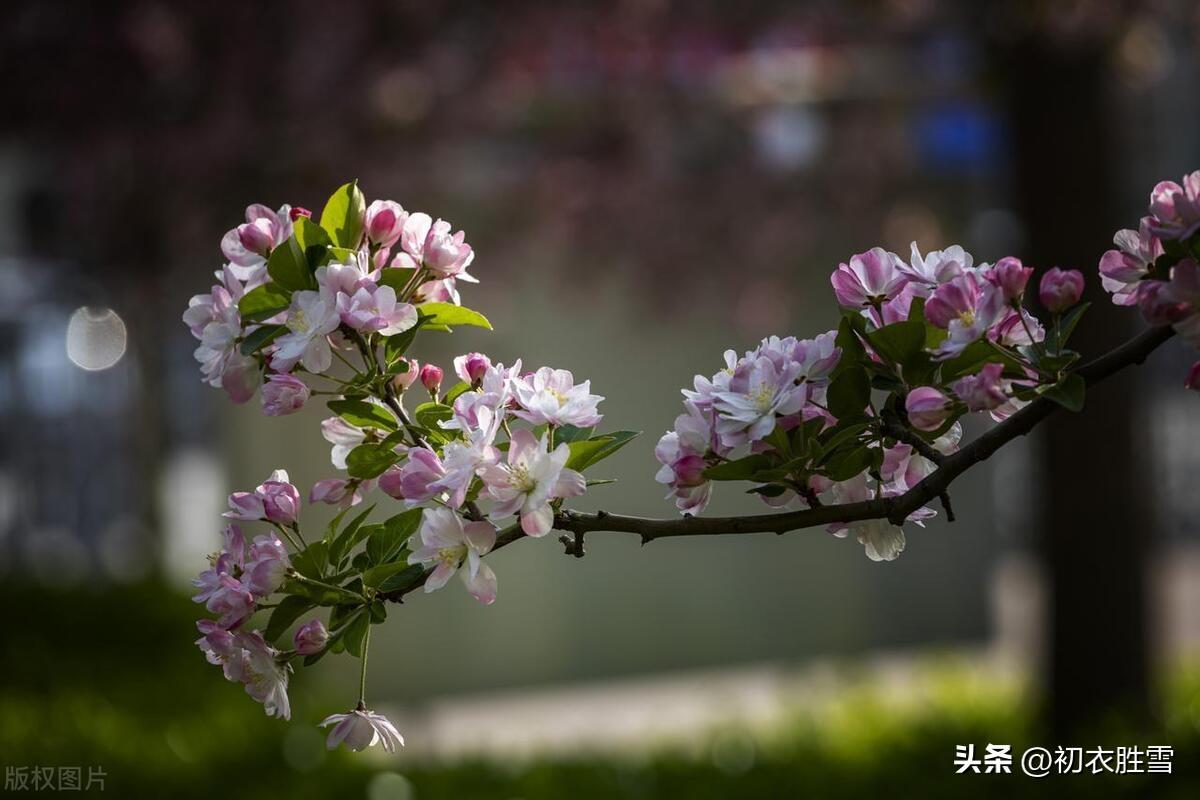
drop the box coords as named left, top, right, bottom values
left=2, top=1, right=1200, bottom=797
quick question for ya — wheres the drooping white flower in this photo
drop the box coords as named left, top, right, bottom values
left=320, top=708, right=404, bottom=753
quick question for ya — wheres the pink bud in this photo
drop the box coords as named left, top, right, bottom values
left=905, top=386, right=952, bottom=432
left=309, top=478, right=351, bottom=505
left=951, top=362, right=1006, bottom=412
left=237, top=219, right=275, bottom=256
left=258, top=471, right=301, bottom=526
left=1038, top=268, right=1085, bottom=313
left=988, top=257, right=1033, bottom=304
left=453, top=352, right=492, bottom=385
left=392, top=358, right=419, bottom=392
left=293, top=619, right=328, bottom=655
left=419, top=364, right=443, bottom=395
left=261, top=374, right=310, bottom=416
left=1186, top=362, right=1200, bottom=391
left=365, top=200, right=407, bottom=248
left=289, top=206, right=313, bottom=222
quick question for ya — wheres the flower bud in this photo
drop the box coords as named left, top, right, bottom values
left=261, top=374, right=310, bottom=416
left=988, top=257, right=1033, bottom=305
left=419, top=363, right=443, bottom=396
left=453, top=352, right=492, bottom=386
left=289, top=206, right=313, bottom=222
left=237, top=219, right=276, bottom=257
left=309, top=478, right=351, bottom=505
left=905, top=386, right=952, bottom=432
left=365, top=200, right=407, bottom=248
left=293, top=619, right=328, bottom=655
left=391, top=358, right=419, bottom=392
left=1038, top=268, right=1085, bottom=313
left=258, top=471, right=300, bottom=526
left=951, top=362, right=1006, bottom=412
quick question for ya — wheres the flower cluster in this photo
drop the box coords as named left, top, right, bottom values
left=184, top=182, right=633, bottom=753
left=1099, top=170, right=1200, bottom=383
left=658, top=240, right=1092, bottom=561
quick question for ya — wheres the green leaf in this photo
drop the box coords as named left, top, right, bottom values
left=363, top=558, right=415, bottom=589
left=291, top=542, right=328, bottom=580
left=564, top=438, right=612, bottom=471
left=265, top=596, right=315, bottom=643
left=1053, top=301, right=1091, bottom=351
left=342, top=611, right=370, bottom=658
left=367, top=508, right=422, bottom=565
left=327, top=504, right=377, bottom=567
left=267, top=235, right=317, bottom=291
left=240, top=324, right=285, bottom=356
left=443, top=381, right=471, bottom=404
left=827, top=366, right=872, bottom=420
left=319, top=181, right=366, bottom=250
left=377, top=565, right=426, bottom=594
left=413, top=402, right=454, bottom=435
left=569, top=430, right=640, bottom=471
left=703, top=454, right=774, bottom=481
left=832, top=315, right=867, bottom=376
left=282, top=576, right=362, bottom=607
left=384, top=323, right=424, bottom=366
left=377, top=267, right=417, bottom=293
left=821, top=444, right=873, bottom=482
left=327, top=399, right=399, bottom=431
left=417, top=302, right=493, bottom=330
left=865, top=319, right=925, bottom=368
left=554, top=425, right=595, bottom=444
left=294, top=215, right=331, bottom=249
left=1041, top=372, right=1085, bottom=412
left=238, top=283, right=292, bottom=322
left=345, top=443, right=401, bottom=479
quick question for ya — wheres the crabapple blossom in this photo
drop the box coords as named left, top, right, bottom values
left=321, top=708, right=404, bottom=753
left=321, top=417, right=367, bottom=470
left=379, top=447, right=446, bottom=505
left=308, top=477, right=372, bottom=508
left=512, top=367, right=605, bottom=428
left=905, top=387, right=952, bottom=432
left=364, top=199, right=407, bottom=248
left=1038, top=268, right=1085, bottom=313
left=272, top=289, right=341, bottom=373
left=1161, top=258, right=1200, bottom=348
left=290, top=206, right=312, bottom=221
left=831, top=247, right=909, bottom=308
left=952, top=362, right=1007, bottom=412
left=454, top=352, right=492, bottom=385
left=1186, top=362, right=1200, bottom=391
left=236, top=630, right=292, bottom=720
left=1147, top=171, right=1200, bottom=240
left=257, top=470, right=301, bottom=525
left=826, top=474, right=909, bottom=562
left=395, top=213, right=477, bottom=283
left=242, top=533, right=290, bottom=596
left=392, top=357, right=420, bottom=391
left=925, top=271, right=1005, bottom=359
left=407, top=507, right=499, bottom=603
left=654, top=401, right=715, bottom=515
left=221, top=203, right=293, bottom=283
left=293, top=620, right=328, bottom=656
left=712, top=356, right=806, bottom=447
left=261, top=374, right=310, bottom=416
left=480, top=429, right=585, bottom=536
left=1099, top=218, right=1162, bottom=306
left=419, top=363, right=443, bottom=395
left=900, top=242, right=973, bottom=289
left=988, top=257, right=1034, bottom=305
left=336, top=282, right=418, bottom=336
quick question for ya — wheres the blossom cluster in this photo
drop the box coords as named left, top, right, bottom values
left=1099, top=170, right=1200, bottom=386
left=184, top=183, right=630, bottom=754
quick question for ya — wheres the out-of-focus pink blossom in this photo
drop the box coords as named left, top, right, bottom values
left=364, top=200, right=407, bottom=248
left=905, top=386, right=952, bottom=432
left=419, top=363, right=443, bottom=395
left=293, top=619, right=328, bottom=655
left=289, top=206, right=312, bottom=221
left=309, top=478, right=372, bottom=508
left=1185, top=361, right=1200, bottom=391
left=1163, top=258, right=1200, bottom=348
left=1147, top=171, right=1200, bottom=240
left=831, top=247, right=908, bottom=308
left=262, top=374, right=310, bottom=416
left=1039, top=268, right=1085, bottom=313
left=952, top=362, right=1007, bottom=412
left=1135, top=280, right=1191, bottom=326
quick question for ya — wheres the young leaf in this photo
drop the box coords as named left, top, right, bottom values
left=363, top=558, right=416, bottom=589
left=327, top=504, right=377, bottom=567
left=827, top=367, right=872, bottom=420
left=377, top=267, right=417, bottom=293
left=1042, top=372, right=1086, bottom=412
left=564, top=438, right=612, bottom=471
left=865, top=319, right=925, bottom=368
left=703, top=453, right=774, bottom=481
left=417, top=302, right=493, bottom=330
left=327, top=399, right=399, bottom=431
left=346, top=443, right=401, bottom=479
left=413, top=402, right=454, bottom=434
left=238, top=283, right=292, bottom=322
left=265, top=595, right=315, bottom=643
left=319, top=181, right=366, bottom=250
left=294, top=215, right=332, bottom=253
left=1053, top=301, right=1091, bottom=351
left=342, top=611, right=371, bottom=658
left=568, top=430, right=640, bottom=471
left=366, top=508, right=422, bottom=565
left=267, top=235, right=317, bottom=291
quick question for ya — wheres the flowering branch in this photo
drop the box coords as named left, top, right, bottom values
left=181, top=172, right=1200, bottom=755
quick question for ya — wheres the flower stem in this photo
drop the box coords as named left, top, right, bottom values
left=358, top=624, right=371, bottom=707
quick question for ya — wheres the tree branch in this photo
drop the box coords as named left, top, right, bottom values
left=381, top=324, right=1174, bottom=603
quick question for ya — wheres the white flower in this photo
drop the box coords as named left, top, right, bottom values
left=320, top=708, right=404, bottom=753
left=712, top=356, right=806, bottom=447
left=512, top=367, right=604, bottom=428
left=272, top=289, right=341, bottom=373
left=321, top=417, right=367, bottom=470
left=479, top=429, right=585, bottom=536
left=233, top=630, right=292, bottom=720
left=825, top=473, right=912, bottom=562
left=407, top=507, right=498, bottom=604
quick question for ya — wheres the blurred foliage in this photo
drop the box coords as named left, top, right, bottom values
left=1, top=583, right=1198, bottom=798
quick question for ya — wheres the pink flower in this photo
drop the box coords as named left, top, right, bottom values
left=905, top=386, right=952, bottom=431
left=479, top=429, right=585, bottom=536
left=712, top=356, right=806, bottom=447
left=205, top=574, right=256, bottom=628
left=454, top=352, right=492, bottom=385
left=408, top=507, right=499, bottom=603
left=336, top=282, right=418, bottom=336
left=1135, top=280, right=1190, bottom=326
left=1147, top=171, right=1200, bottom=240
left=236, top=630, right=292, bottom=720
left=221, top=203, right=293, bottom=283
left=309, top=478, right=372, bottom=508
left=831, top=247, right=909, bottom=308
left=1162, top=258, right=1200, bottom=348
left=243, top=533, right=290, bottom=597
left=379, top=447, right=446, bottom=505
left=258, top=469, right=301, bottom=525
left=364, top=200, right=407, bottom=248
left=321, top=416, right=366, bottom=470
left=654, top=401, right=715, bottom=515
left=289, top=207, right=312, bottom=221
left=261, top=374, right=310, bottom=416
left=951, top=362, right=1007, bottom=412
left=1099, top=218, right=1162, bottom=306
left=899, top=242, right=973, bottom=290
left=394, top=213, right=478, bottom=282
left=512, top=367, right=604, bottom=428
left=987, top=257, right=1034, bottom=305
left=419, top=363, right=443, bottom=395
left=392, top=358, right=420, bottom=392
left=293, top=619, right=328, bottom=655
left=320, top=708, right=404, bottom=753
left=273, top=289, right=341, bottom=373
left=925, top=272, right=1005, bottom=359
left=1039, top=268, right=1085, bottom=313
